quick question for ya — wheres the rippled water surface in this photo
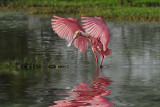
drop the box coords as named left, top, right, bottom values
left=0, top=12, right=160, bottom=107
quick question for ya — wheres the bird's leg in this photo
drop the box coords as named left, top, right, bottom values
left=100, top=56, right=104, bottom=68
left=92, top=48, right=98, bottom=67
left=93, top=66, right=99, bottom=80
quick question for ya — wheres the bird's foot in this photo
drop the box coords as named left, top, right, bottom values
left=100, top=65, right=103, bottom=68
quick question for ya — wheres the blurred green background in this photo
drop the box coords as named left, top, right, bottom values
left=0, top=0, right=160, bottom=21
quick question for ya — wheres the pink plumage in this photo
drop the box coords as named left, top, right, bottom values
left=51, top=16, right=111, bottom=67
left=51, top=16, right=88, bottom=52
left=81, top=16, right=110, bottom=51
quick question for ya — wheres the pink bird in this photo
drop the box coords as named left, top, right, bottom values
left=51, top=16, right=111, bottom=67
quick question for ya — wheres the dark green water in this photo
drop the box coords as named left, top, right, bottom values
left=0, top=12, right=160, bottom=107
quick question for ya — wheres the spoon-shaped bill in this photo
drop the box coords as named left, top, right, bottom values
left=67, top=34, right=77, bottom=47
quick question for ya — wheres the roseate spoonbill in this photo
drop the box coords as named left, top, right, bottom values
left=51, top=16, right=111, bottom=67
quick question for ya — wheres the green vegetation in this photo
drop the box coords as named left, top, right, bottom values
left=0, top=0, right=160, bottom=21
left=0, top=57, right=66, bottom=70
left=1, top=0, right=160, bottom=7
left=0, top=57, right=42, bottom=70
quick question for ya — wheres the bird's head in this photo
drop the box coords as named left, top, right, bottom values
left=67, top=31, right=81, bottom=47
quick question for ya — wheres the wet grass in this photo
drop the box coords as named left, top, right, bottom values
left=0, top=57, right=66, bottom=70
left=0, top=57, right=42, bottom=70
left=0, top=0, right=160, bottom=21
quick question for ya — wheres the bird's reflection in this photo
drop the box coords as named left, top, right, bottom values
left=49, top=67, right=114, bottom=107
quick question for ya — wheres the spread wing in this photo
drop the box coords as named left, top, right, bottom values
left=51, top=16, right=88, bottom=52
left=81, top=17, right=110, bottom=51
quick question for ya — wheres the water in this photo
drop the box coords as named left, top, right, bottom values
left=0, top=12, right=160, bottom=107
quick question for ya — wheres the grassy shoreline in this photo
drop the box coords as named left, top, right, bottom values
left=1, top=6, right=160, bottom=22
left=0, top=0, right=160, bottom=22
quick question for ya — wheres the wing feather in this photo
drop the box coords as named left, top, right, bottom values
left=81, top=17, right=110, bottom=51
left=51, top=16, right=88, bottom=52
